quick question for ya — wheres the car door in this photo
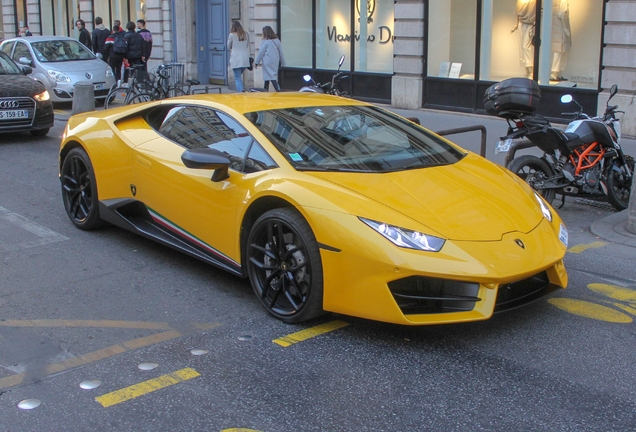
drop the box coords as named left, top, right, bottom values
left=132, top=104, right=277, bottom=269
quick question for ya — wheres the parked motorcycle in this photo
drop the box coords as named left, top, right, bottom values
left=487, top=79, right=634, bottom=210
left=300, top=55, right=348, bottom=96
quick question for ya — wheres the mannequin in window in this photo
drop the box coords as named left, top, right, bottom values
left=511, top=0, right=536, bottom=79
left=551, top=0, right=571, bottom=81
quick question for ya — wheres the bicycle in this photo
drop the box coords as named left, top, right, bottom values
left=104, top=64, right=153, bottom=109
left=130, top=64, right=199, bottom=102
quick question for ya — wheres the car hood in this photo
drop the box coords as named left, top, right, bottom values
left=305, top=153, right=544, bottom=242
left=41, top=59, right=108, bottom=78
left=0, top=75, right=45, bottom=97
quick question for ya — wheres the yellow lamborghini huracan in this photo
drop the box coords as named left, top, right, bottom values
left=59, top=93, right=568, bottom=325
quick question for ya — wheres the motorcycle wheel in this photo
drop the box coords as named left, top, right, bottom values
left=606, top=156, right=635, bottom=211
left=507, top=155, right=557, bottom=204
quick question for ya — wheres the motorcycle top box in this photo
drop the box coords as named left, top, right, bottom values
left=484, top=78, right=541, bottom=118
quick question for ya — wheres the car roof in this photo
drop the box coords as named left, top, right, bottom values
left=2, top=36, right=79, bottom=44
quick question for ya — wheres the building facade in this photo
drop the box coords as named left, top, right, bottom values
left=2, top=0, right=636, bottom=135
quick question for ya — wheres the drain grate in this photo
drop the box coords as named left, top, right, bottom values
left=572, top=198, right=616, bottom=211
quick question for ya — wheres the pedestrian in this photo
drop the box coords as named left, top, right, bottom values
left=76, top=19, right=92, bottom=50
left=92, top=16, right=111, bottom=62
left=254, top=26, right=285, bottom=92
left=105, top=25, right=126, bottom=84
left=123, top=21, right=145, bottom=82
left=18, top=26, right=32, bottom=37
left=227, top=21, right=250, bottom=92
left=136, top=19, right=152, bottom=70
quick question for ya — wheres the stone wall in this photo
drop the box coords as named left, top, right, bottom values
left=603, top=0, right=636, bottom=137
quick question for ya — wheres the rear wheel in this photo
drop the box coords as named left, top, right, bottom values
left=247, top=208, right=324, bottom=323
left=507, top=155, right=557, bottom=204
left=60, top=148, right=103, bottom=230
left=128, top=93, right=153, bottom=105
left=606, top=156, right=635, bottom=211
left=104, top=86, right=130, bottom=109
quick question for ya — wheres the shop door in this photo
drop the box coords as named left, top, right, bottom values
left=207, top=0, right=227, bottom=85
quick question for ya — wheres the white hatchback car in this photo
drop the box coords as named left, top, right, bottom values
left=0, top=36, right=116, bottom=102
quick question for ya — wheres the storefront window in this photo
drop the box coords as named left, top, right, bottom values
left=316, top=0, right=351, bottom=70
left=281, top=0, right=312, bottom=68
left=354, top=0, right=394, bottom=73
left=481, top=0, right=602, bottom=89
left=427, top=0, right=477, bottom=80
left=281, top=0, right=394, bottom=73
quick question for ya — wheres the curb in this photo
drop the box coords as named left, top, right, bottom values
left=589, top=211, right=636, bottom=247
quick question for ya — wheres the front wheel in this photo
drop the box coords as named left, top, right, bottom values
left=606, top=156, right=635, bottom=211
left=246, top=208, right=324, bottom=323
left=507, top=155, right=557, bottom=204
left=60, top=148, right=104, bottom=230
left=104, top=86, right=130, bottom=109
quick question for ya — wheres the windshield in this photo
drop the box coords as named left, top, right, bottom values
left=31, top=40, right=95, bottom=62
left=245, top=105, right=465, bottom=172
left=0, top=53, right=23, bottom=74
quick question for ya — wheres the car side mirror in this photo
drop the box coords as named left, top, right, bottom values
left=181, top=148, right=231, bottom=182
left=19, top=57, right=32, bottom=67
left=21, top=66, right=33, bottom=75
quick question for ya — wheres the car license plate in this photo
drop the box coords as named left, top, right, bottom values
left=94, top=84, right=103, bottom=90
left=495, top=139, right=512, bottom=154
left=0, top=109, right=28, bottom=120
left=559, top=223, right=568, bottom=247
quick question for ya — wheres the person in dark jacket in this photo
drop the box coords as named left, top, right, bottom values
left=124, top=21, right=145, bottom=82
left=105, top=25, right=125, bottom=83
left=136, top=19, right=152, bottom=70
left=76, top=19, right=92, bottom=50
left=92, top=16, right=110, bottom=62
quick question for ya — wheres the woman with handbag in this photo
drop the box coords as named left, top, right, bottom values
left=227, top=21, right=250, bottom=92
left=254, top=26, right=286, bottom=91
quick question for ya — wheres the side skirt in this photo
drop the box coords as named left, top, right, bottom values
left=98, top=199, right=243, bottom=277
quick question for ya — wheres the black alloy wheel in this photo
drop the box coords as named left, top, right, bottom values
left=247, top=208, right=324, bottom=323
left=606, top=156, right=635, bottom=211
left=60, top=148, right=103, bottom=230
left=507, top=155, right=557, bottom=204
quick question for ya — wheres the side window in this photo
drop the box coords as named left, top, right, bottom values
left=154, top=105, right=277, bottom=173
left=1, top=42, right=15, bottom=56
left=12, top=42, right=32, bottom=63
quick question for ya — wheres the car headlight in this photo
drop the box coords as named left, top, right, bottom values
left=360, top=217, right=445, bottom=252
left=33, top=90, right=50, bottom=101
left=105, top=66, right=114, bottom=78
left=534, top=192, right=553, bottom=222
left=47, top=69, right=71, bottom=82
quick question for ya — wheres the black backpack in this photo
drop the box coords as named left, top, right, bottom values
left=112, top=33, right=127, bottom=54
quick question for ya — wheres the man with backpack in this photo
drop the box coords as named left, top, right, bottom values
left=105, top=25, right=127, bottom=84
left=92, top=17, right=111, bottom=62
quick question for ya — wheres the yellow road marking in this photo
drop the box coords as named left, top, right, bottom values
left=0, top=321, right=221, bottom=390
left=588, top=283, right=636, bottom=304
left=273, top=320, right=349, bottom=347
left=567, top=241, right=607, bottom=254
left=95, top=367, right=200, bottom=408
left=548, top=298, right=632, bottom=323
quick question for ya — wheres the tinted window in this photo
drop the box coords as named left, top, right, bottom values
left=245, top=105, right=465, bottom=172
left=12, top=42, right=32, bottom=63
left=153, top=105, right=277, bottom=173
left=0, top=53, right=23, bottom=75
left=1, top=42, right=15, bottom=56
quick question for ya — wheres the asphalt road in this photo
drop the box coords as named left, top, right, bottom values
left=1, top=106, right=635, bottom=431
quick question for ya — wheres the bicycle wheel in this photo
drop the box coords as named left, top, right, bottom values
left=166, top=86, right=187, bottom=98
left=127, top=93, right=153, bottom=105
left=104, top=86, right=131, bottom=109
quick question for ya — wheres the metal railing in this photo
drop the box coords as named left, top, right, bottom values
left=406, top=117, right=488, bottom=158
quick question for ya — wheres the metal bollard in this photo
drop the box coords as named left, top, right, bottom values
left=72, top=81, right=95, bottom=115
